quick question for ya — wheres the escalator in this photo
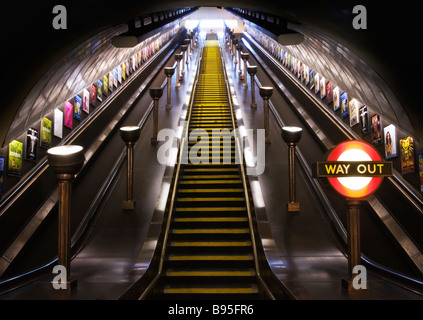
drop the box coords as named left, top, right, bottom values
left=141, top=40, right=276, bottom=299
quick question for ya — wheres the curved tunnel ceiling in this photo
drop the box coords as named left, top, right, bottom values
left=2, top=0, right=421, bottom=146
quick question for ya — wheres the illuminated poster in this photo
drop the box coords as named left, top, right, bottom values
left=97, top=79, right=103, bottom=102
left=8, top=140, right=23, bottom=177
left=0, top=156, right=4, bottom=196
left=108, top=71, right=114, bottom=92
left=126, top=61, right=130, bottom=77
left=65, top=101, right=73, bottom=129
left=118, top=65, right=122, bottom=84
left=103, top=75, right=108, bottom=93
left=54, top=108, right=63, bottom=138
left=371, top=114, right=382, bottom=144
left=340, top=92, right=348, bottom=118
left=349, top=98, right=359, bottom=127
left=400, top=136, right=415, bottom=174
left=131, top=56, right=136, bottom=72
left=25, top=128, right=38, bottom=161
left=326, top=80, right=332, bottom=103
left=297, top=60, right=301, bottom=79
left=333, top=86, right=340, bottom=111
left=74, top=95, right=82, bottom=121
left=314, top=73, right=320, bottom=95
left=41, top=117, right=52, bottom=148
left=304, top=65, right=310, bottom=85
left=359, top=105, right=369, bottom=134
left=320, top=77, right=326, bottom=99
left=90, top=83, right=97, bottom=105
left=300, top=62, right=304, bottom=81
left=309, top=69, right=314, bottom=90
left=122, top=63, right=126, bottom=81
left=113, top=68, right=118, bottom=87
left=419, top=153, right=423, bottom=192
left=383, top=124, right=397, bottom=159
left=82, top=89, right=90, bottom=114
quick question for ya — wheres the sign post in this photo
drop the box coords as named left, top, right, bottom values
left=313, top=140, right=392, bottom=292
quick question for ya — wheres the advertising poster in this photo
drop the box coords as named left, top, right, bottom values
left=82, top=89, right=90, bottom=114
left=326, top=80, right=332, bottom=103
left=41, top=117, right=52, bottom=148
left=54, top=108, right=63, bottom=138
left=65, top=101, right=73, bottom=129
left=0, top=156, right=4, bottom=196
left=384, top=124, right=397, bottom=159
left=320, top=77, right=326, bottom=99
left=400, top=136, right=415, bottom=174
left=113, top=68, right=118, bottom=87
left=25, top=128, right=38, bottom=161
left=90, top=83, right=97, bottom=105
left=74, top=95, right=82, bottom=121
left=122, top=63, right=126, bottom=81
left=419, top=153, right=423, bottom=192
left=309, top=69, right=314, bottom=90
left=103, top=75, right=108, bottom=93
left=359, top=105, right=369, bottom=134
left=108, top=71, right=114, bottom=92
left=297, top=60, right=302, bottom=79
left=341, top=92, right=348, bottom=118
left=118, top=65, right=122, bottom=84
left=333, top=86, right=340, bottom=111
left=371, top=114, right=382, bottom=144
left=126, top=61, right=130, bottom=77
left=304, top=65, right=310, bottom=85
left=349, top=98, right=360, bottom=127
left=314, top=73, right=320, bottom=95
left=8, top=140, right=23, bottom=177
left=97, top=79, right=103, bottom=102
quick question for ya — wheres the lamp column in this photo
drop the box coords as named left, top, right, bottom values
left=259, top=86, right=273, bottom=144
left=247, top=66, right=257, bottom=107
left=164, top=67, right=175, bottom=109
left=240, top=52, right=249, bottom=87
left=47, top=145, right=85, bottom=292
left=120, top=126, right=141, bottom=210
left=150, top=87, right=163, bottom=144
left=174, top=53, right=183, bottom=88
left=181, top=45, right=187, bottom=75
left=281, top=126, right=303, bottom=212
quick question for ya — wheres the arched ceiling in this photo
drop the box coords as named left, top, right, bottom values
left=2, top=0, right=421, bottom=145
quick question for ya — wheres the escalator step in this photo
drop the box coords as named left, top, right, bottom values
left=163, top=284, right=258, bottom=295
left=165, top=269, right=256, bottom=277
left=170, top=241, right=251, bottom=247
left=168, top=254, right=253, bottom=261
left=172, top=228, right=249, bottom=234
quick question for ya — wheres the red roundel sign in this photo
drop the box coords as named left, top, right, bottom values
left=314, top=140, right=393, bottom=199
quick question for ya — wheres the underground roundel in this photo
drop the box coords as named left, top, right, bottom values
left=313, top=140, right=393, bottom=198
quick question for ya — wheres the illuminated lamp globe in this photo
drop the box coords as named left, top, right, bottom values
left=120, top=126, right=141, bottom=143
left=282, top=126, right=303, bottom=145
left=47, top=145, right=85, bottom=175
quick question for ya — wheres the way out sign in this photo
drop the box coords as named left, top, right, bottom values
left=313, top=140, right=393, bottom=198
